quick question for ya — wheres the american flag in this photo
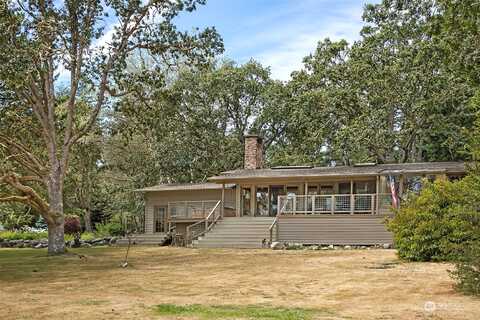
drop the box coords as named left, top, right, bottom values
left=389, top=175, right=399, bottom=209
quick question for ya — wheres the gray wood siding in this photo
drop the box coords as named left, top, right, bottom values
left=144, top=189, right=235, bottom=234
left=145, top=205, right=154, bottom=234
left=278, top=215, right=393, bottom=245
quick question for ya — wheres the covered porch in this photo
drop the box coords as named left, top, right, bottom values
left=234, top=176, right=396, bottom=217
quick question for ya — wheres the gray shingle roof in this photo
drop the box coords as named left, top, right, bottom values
left=135, top=182, right=235, bottom=192
left=208, top=162, right=466, bottom=182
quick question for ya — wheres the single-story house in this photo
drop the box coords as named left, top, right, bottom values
left=134, top=135, right=466, bottom=248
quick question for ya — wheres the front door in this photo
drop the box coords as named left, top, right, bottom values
left=153, top=206, right=167, bottom=233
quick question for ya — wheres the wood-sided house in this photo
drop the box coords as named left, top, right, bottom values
left=134, top=135, right=466, bottom=248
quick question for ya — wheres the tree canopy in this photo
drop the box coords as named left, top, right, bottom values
left=0, top=0, right=478, bottom=252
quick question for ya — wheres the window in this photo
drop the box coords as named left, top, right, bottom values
left=448, top=174, right=464, bottom=181
left=354, top=181, right=375, bottom=194
left=286, top=186, right=299, bottom=197
left=338, top=182, right=351, bottom=194
left=319, top=185, right=333, bottom=195
left=308, top=185, right=318, bottom=195
left=405, top=176, right=422, bottom=193
left=270, top=185, right=285, bottom=216
left=256, top=187, right=269, bottom=216
left=241, top=188, right=251, bottom=216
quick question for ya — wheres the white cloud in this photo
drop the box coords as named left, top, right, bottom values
left=236, top=1, right=367, bottom=81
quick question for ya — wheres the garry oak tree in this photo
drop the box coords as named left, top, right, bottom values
left=0, top=0, right=223, bottom=254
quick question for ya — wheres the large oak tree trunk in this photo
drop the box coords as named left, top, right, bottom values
left=47, top=219, right=65, bottom=254
left=47, top=166, right=66, bottom=255
left=84, top=208, right=93, bottom=233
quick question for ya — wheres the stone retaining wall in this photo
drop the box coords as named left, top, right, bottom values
left=0, top=237, right=117, bottom=249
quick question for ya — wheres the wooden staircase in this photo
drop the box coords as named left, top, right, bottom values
left=194, top=217, right=274, bottom=248
left=116, top=233, right=168, bottom=246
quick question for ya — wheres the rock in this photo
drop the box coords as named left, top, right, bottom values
left=270, top=241, right=283, bottom=250
left=286, top=243, right=303, bottom=250
left=309, top=245, right=319, bottom=250
left=109, top=237, right=117, bottom=245
left=328, top=244, right=334, bottom=250
left=34, top=243, right=43, bottom=249
left=321, top=247, right=329, bottom=250
left=344, top=245, right=352, bottom=250
left=81, top=242, right=92, bottom=248
left=383, top=243, right=391, bottom=249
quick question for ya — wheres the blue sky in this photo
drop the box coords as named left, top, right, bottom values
left=174, top=0, right=378, bottom=81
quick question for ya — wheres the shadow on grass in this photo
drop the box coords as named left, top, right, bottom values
left=0, top=247, right=123, bottom=282
left=154, top=304, right=335, bottom=320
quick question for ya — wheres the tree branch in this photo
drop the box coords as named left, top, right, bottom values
left=0, top=173, right=51, bottom=221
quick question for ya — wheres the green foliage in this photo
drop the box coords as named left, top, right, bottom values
left=388, top=175, right=480, bottom=261
left=0, top=230, right=48, bottom=240
left=450, top=245, right=480, bottom=296
left=95, top=221, right=124, bottom=237
left=154, top=304, right=322, bottom=320
left=80, top=232, right=96, bottom=241
left=0, top=204, right=35, bottom=230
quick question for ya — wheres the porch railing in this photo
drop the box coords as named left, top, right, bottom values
left=278, top=194, right=394, bottom=215
left=168, top=200, right=219, bottom=220
left=185, top=200, right=222, bottom=245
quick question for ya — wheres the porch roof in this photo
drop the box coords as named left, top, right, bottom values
left=208, top=162, right=466, bottom=183
left=135, top=182, right=235, bottom=192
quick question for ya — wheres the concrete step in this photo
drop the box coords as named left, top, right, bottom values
left=196, top=242, right=267, bottom=248
left=197, top=239, right=267, bottom=243
left=203, top=232, right=268, bottom=236
left=194, top=217, right=273, bottom=249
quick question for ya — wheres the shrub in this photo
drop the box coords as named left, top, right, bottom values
left=450, top=244, right=480, bottom=296
left=95, top=221, right=124, bottom=237
left=388, top=175, right=480, bottom=261
left=0, top=204, right=35, bottom=230
left=64, top=215, right=81, bottom=235
left=81, top=232, right=96, bottom=241
left=0, top=230, right=48, bottom=240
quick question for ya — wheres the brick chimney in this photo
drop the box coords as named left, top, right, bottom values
left=244, top=134, right=263, bottom=169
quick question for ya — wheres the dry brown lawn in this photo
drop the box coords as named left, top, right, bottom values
left=0, top=246, right=478, bottom=320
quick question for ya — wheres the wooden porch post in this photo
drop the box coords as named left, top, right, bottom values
left=375, top=175, right=380, bottom=215
left=304, top=181, right=308, bottom=214
left=221, top=183, right=225, bottom=218
left=350, top=179, right=354, bottom=214
left=236, top=184, right=241, bottom=217
left=399, top=174, right=404, bottom=199
left=251, top=185, right=256, bottom=217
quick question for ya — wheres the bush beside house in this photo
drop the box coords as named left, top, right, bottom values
left=388, top=174, right=480, bottom=295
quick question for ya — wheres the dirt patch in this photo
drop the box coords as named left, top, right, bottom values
left=0, top=247, right=478, bottom=320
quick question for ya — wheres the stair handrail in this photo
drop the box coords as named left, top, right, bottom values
left=268, top=216, right=279, bottom=245
left=186, top=200, right=221, bottom=246
left=269, top=196, right=291, bottom=244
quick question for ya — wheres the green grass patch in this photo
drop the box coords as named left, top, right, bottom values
left=154, top=304, right=327, bottom=320
left=77, top=298, right=110, bottom=306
